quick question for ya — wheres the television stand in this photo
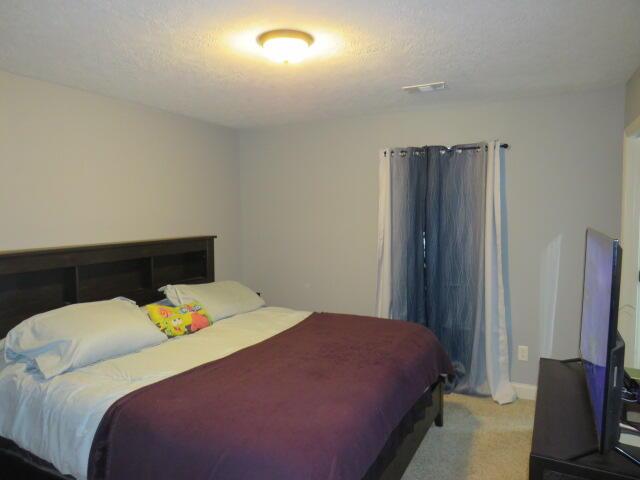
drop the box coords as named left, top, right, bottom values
left=615, top=445, right=640, bottom=468
left=530, top=358, right=640, bottom=479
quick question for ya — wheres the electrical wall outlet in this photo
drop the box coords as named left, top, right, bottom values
left=518, top=345, right=529, bottom=362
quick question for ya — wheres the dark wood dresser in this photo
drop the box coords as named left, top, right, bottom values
left=530, top=358, right=640, bottom=479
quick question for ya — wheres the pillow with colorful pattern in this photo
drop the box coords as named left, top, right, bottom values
left=145, top=302, right=212, bottom=338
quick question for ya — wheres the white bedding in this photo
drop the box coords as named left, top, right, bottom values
left=0, top=306, right=310, bottom=480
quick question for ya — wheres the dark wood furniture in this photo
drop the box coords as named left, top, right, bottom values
left=530, top=358, right=640, bottom=480
left=367, top=381, right=444, bottom=480
left=0, top=236, right=216, bottom=339
left=623, top=393, right=640, bottom=432
left=0, top=237, right=444, bottom=480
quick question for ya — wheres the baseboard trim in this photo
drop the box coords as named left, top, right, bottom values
left=513, top=382, right=537, bottom=401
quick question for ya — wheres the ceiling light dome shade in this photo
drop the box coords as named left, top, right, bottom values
left=257, top=29, right=314, bottom=64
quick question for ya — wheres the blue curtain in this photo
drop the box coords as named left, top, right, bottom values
left=424, top=145, right=487, bottom=393
left=388, top=147, right=427, bottom=324
left=382, top=144, right=489, bottom=394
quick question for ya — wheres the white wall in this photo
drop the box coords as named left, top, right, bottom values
left=0, top=68, right=626, bottom=386
left=626, top=65, right=640, bottom=128
left=620, top=133, right=640, bottom=368
left=621, top=63, right=640, bottom=368
left=0, top=70, right=240, bottom=280
left=237, top=88, right=625, bottom=386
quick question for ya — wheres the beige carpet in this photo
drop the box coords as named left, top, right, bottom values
left=402, top=393, right=535, bottom=480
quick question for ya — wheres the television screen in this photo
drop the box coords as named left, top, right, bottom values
left=580, top=229, right=620, bottom=447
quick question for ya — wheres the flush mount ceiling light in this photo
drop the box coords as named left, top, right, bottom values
left=257, top=29, right=314, bottom=64
left=402, top=81, right=447, bottom=93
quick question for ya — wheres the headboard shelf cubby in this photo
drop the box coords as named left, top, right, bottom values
left=0, top=236, right=216, bottom=338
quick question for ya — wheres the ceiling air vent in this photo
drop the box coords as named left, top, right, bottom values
left=402, top=81, right=447, bottom=93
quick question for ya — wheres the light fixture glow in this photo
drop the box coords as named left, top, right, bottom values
left=257, top=29, right=314, bottom=64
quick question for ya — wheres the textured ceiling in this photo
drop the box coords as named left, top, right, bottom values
left=1, top=0, right=639, bottom=128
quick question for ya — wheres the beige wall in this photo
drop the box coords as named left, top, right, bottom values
left=626, top=65, right=640, bottom=128
left=0, top=70, right=240, bottom=280
left=237, top=88, right=625, bottom=385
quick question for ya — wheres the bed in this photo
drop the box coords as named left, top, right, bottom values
left=0, top=237, right=452, bottom=480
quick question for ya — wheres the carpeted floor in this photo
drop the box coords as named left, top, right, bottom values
left=402, top=393, right=535, bottom=480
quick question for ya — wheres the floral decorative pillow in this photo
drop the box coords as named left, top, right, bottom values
left=145, top=302, right=212, bottom=338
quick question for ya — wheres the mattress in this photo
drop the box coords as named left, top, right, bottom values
left=87, top=312, right=450, bottom=480
left=0, top=306, right=311, bottom=479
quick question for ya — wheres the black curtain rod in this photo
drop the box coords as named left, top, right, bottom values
left=385, top=143, right=509, bottom=157
left=458, top=143, right=509, bottom=151
left=436, top=143, right=509, bottom=151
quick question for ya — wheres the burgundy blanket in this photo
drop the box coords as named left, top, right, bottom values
left=88, top=312, right=453, bottom=480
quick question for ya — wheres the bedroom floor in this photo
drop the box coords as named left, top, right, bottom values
left=402, top=393, right=535, bottom=480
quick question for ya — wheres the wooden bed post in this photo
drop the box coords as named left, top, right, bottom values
left=434, top=379, right=444, bottom=427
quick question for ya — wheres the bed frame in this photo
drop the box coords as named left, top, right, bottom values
left=0, top=236, right=216, bottom=340
left=0, top=237, right=444, bottom=480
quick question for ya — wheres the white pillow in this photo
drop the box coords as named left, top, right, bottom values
left=4, top=298, right=167, bottom=379
left=161, top=281, right=265, bottom=322
left=0, top=338, right=5, bottom=372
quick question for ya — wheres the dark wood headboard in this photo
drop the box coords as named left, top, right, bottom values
left=0, top=236, right=216, bottom=338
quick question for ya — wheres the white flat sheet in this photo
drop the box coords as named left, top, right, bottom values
left=0, top=306, right=310, bottom=479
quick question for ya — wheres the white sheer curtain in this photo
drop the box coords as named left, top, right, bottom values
left=376, top=150, right=392, bottom=319
left=484, top=141, right=516, bottom=404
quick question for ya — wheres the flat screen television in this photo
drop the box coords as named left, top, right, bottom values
left=579, top=228, right=625, bottom=453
